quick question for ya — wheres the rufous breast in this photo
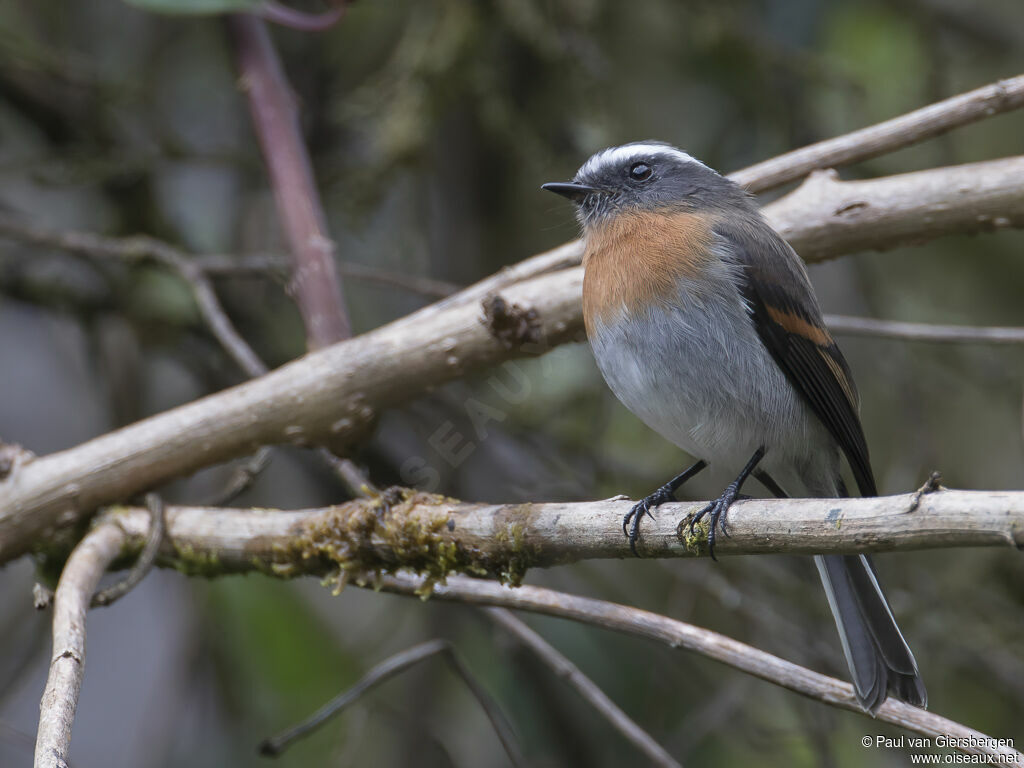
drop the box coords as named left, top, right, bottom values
left=582, top=209, right=714, bottom=333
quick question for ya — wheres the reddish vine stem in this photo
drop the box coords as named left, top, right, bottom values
left=226, top=15, right=351, bottom=347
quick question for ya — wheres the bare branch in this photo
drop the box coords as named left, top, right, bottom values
left=316, top=446, right=380, bottom=498
left=825, top=314, right=1024, bottom=344
left=90, top=493, right=164, bottom=608
left=227, top=15, right=351, bottom=347
left=182, top=261, right=268, bottom=377
left=204, top=447, right=274, bottom=506
left=259, top=639, right=524, bottom=766
left=34, top=522, right=126, bottom=768
left=764, top=159, right=1024, bottom=262
left=377, top=575, right=1024, bottom=765
left=1, top=155, right=1022, bottom=562
left=198, top=253, right=460, bottom=298
left=99, top=489, right=1023, bottom=579
left=731, top=73, right=1024, bottom=193
left=426, top=240, right=584, bottom=315
left=190, top=252, right=289, bottom=275
left=485, top=608, right=681, bottom=768
left=330, top=262, right=460, bottom=299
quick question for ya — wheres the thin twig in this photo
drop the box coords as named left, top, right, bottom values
left=204, top=447, right=274, bottom=506
left=825, top=314, right=1024, bottom=344
left=425, top=240, right=584, bottom=314
left=180, top=261, right=268, bottom=377
left=90, top=493, right=164, bottom=608
left=34, top=522, right=126, bottom=768
left=0, top=215, right=266, bottom=377
left=332, top=262, right=460, bottom=299
left=258, top=639, right=524, bottom=766
left=227, top=14, right=351, bottom=347
left=316, top=447, right=379, bottom=498
left=259, top=0, right=349, bottom=32
left=378, top=575, right=1023, bottom=765
left=198, top=252, right=460, bottom=298
left=191, top=252, right=289, bottom=276
left=485, top=608, right=682, bottom=768
left=908, top=471, right=945, bottom=514
left=731, top=73, right=1024, bottom=193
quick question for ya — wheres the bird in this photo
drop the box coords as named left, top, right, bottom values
left=542, top=141, right=926, bottom=712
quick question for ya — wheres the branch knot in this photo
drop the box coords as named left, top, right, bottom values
left=482, top=294, right=542, bottom=350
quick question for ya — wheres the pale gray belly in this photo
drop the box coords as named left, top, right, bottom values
left=589, top=287, right=839, bottom=493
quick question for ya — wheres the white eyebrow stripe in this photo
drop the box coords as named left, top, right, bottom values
left=577, top=143, right=710, bottom=177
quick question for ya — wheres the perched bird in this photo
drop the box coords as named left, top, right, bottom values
left=542, top=142, right=926, bottom=712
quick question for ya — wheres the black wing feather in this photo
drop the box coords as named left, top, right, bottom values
left=717, top=220, right=877, bottom=497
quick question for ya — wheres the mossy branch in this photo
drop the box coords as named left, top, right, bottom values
left=96, top=488, right=1024, bottom=588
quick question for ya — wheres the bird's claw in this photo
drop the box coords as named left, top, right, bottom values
left=622, top=485, right=674, bottom=556
left=687, top=482, right=742, bottom=561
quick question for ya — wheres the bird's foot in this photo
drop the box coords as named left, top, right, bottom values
left=687, top=482, right=744, bottom=561
left=623, top=483, right=677, bottom=557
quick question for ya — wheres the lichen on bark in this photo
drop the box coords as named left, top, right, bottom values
left=273, top=487, right=541, bottom=596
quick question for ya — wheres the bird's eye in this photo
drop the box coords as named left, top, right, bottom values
left=629, top=162, right=652, bottom=181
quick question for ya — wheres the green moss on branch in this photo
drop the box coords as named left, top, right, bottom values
left=274, top=488, right=542, bottom=595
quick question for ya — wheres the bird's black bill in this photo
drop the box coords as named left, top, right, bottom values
left=541, top=181, right=601, bottom=202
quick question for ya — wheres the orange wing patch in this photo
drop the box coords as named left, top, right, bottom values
left=764, top=305, right=833, bottom=346
left=582, top=210, right=713, bottom=330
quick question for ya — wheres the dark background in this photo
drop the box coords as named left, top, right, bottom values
left=1, top=1, right=1023, bottom=765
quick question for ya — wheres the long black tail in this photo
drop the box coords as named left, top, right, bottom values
left=757, top=469, right=926, bottom=711
left=814, top=553, right=927, bottom=711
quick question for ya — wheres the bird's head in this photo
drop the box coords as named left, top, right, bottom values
left=542, top=142, right=747, bottom=229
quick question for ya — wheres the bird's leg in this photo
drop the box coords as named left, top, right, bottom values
left=688, top=447, right=766, bottom=561
left=624, top=459, right=707, bottom=556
